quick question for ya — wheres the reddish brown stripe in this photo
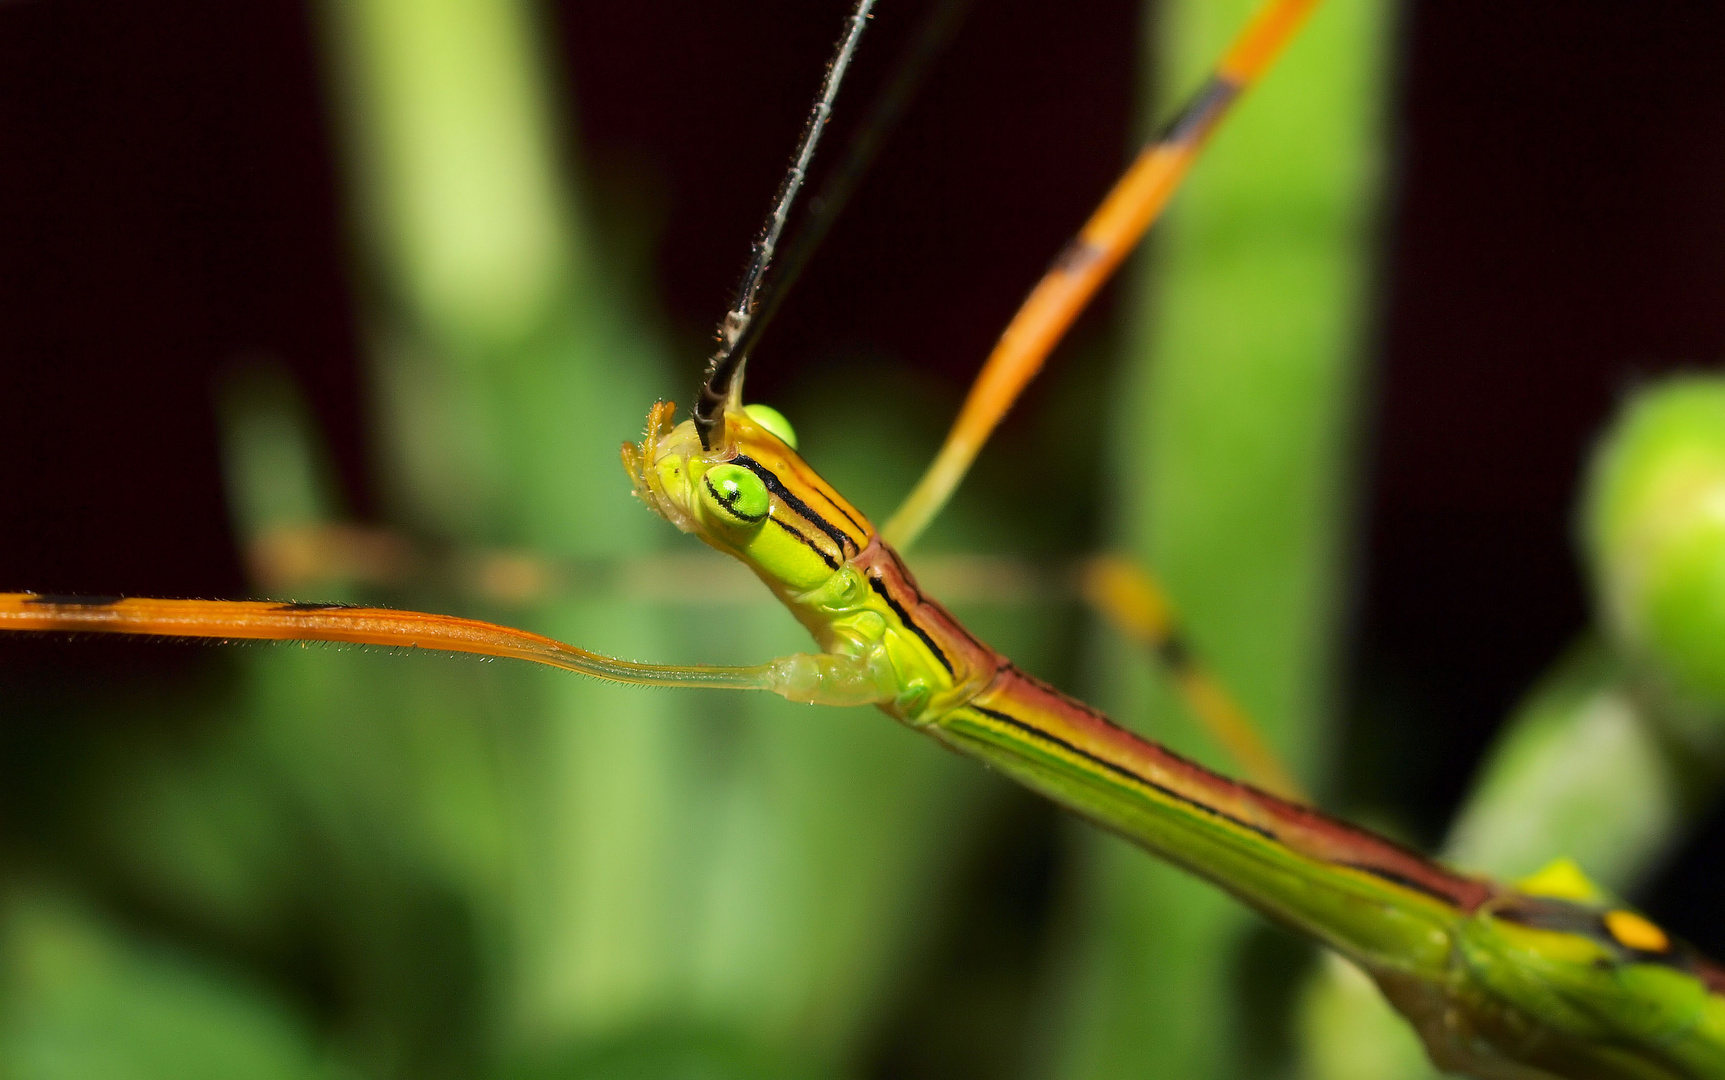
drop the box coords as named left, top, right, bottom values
left=850, top=538, right=999, bottom=697
left=970, top=662, right=1498, bottom=914
left=1694, top=955, right=1725, bottom=998
left=847, top=535, right=1498, bottom=914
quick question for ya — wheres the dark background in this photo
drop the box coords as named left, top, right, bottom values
left=2, top=0, right=1724, bottom=950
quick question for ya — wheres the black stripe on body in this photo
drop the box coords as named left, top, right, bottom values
left=879, top=543, right=999, bottom=653
left=771, top=517, right=839, bottom=570
left=867, top=572, right=954, bottom=676
left=821, top=490, right=870, bottom=541
left=882, top=544, right=938, bottom=606
left=988, top=665, right=1492, bottom=914
left=1495, top=898, right=1603, bottom=938
left=1334, top=862, right=1466, bottom=906
left=1009, top=664, right=1128, bottom=730
left=1161, top=75, right=1241, bottom=147
left=965, top=703, right=1276, bottom=842
left=734, top=455, right=859, bottom=556
left=24, top=594, right=123, bottom=607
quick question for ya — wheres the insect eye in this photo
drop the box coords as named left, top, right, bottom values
left=699, top=463, right=770, bottom=527
left=744, top=403, right=798, bottom=449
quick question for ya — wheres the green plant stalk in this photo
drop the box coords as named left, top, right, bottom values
left=1049, top=0, right=1389, bottom=1075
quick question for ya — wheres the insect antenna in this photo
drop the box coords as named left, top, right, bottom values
left=696, top=0, right=878, bottom=450
left=738, top=0, right=975, bottom=372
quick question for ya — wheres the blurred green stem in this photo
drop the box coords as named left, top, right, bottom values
left=1049, top=0, right=1390, bottom=1076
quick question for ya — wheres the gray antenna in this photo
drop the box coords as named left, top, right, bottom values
left=696, top=0, right=876, bottom=449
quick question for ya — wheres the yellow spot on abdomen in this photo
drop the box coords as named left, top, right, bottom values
left=1604, top=910, right=1670, bottom=953
left=1516, top=857, right=1605, bottom=903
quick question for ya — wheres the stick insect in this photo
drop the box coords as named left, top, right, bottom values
left=3, top=1, right=1725, bottom=1078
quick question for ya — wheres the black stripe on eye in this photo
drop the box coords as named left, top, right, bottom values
left=771, top=517, right=839, bottom=570
left=703, top=475, right=767, bottom=523
left=868, top=573, right=953, bottom=677
left=734, top=455, right=857, bottom=555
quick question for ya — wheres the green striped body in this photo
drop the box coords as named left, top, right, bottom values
left=627, top=403, right=1725, bottom=1080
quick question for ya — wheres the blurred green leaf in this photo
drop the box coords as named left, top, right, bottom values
left=1585, top=375, right=1725, bottom=749
left=0, top=891, right=346, bottom=1080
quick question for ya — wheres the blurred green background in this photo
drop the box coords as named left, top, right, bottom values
left=4, top=0, right=1725, bottom=1077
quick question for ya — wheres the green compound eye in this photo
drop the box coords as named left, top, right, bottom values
left=743, top=403, right=798, bottom=449
left=700, top=463, right=770, bottom=527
